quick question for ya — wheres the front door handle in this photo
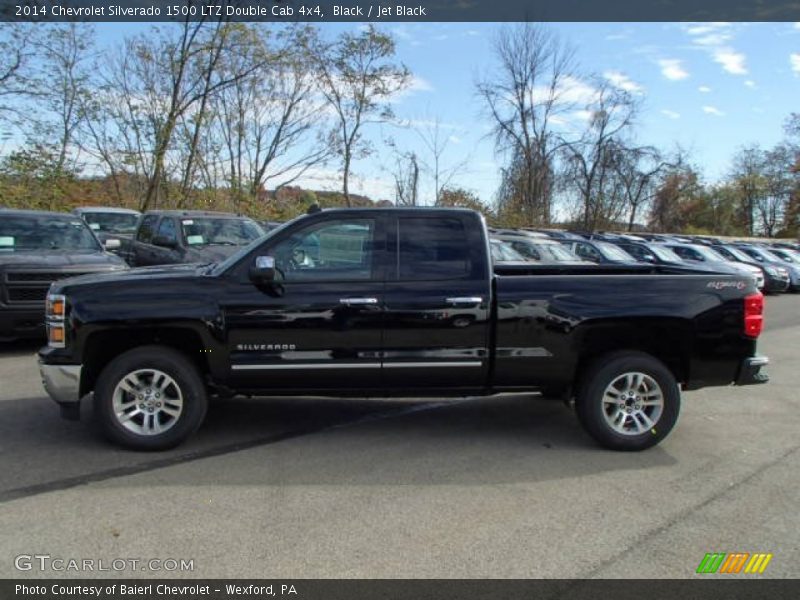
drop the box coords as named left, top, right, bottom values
left=339, top=297, right=379, bottom=306
left=446, top=297, right=483, bottom=306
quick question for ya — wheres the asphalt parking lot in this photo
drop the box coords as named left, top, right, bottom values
left=0, top=295, right=798, bottom=579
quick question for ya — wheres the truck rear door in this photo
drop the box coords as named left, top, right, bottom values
left=382, top=213, right=491, bottom=390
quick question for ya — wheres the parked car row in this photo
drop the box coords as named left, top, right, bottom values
left=0, top=206, right=266, bottom=341
left=488, top=226, right=800, bottom=295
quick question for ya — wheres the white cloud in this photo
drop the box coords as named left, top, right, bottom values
left=658, top=59, right=689, bottom=81
left=387, top=74, right=433, bottom=104
left=531, top=75, right=600, bottom=106
left=791, top=53, right=800, bottom=74
left=603, top=70, right=644, bottom=94
left=744, top=80, right=757, bottom=88
left=682, top=23, right=732, bottom=36
left=408, top=75, right=433, bottom=92
left=698, top=85, right=712, bottom=93
left=448, top=135, right=462, bottom=144
left=682, top=23, right=748, bottom=77
left=702, top=105, right=725, bottom=117
left=713, top=49, right=748, bottom=75
left=572, top=110, right=594, bottom=121
left=660, top=109, right=681, bottom=119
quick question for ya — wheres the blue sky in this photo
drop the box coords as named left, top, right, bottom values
left=93, top=22, right=800, bottom=207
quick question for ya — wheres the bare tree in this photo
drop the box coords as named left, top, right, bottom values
left=392, top=151, right=419, bottom=206
left=730, top=145, right=764, bottom=236
left=614, top=146, right=673, bottom=231
left=562, top=80, right=638, bottom=229
left=312, top=25, right=410, bottom=206
left=477, top=23, right=575, bottom=225
left=757, top=144, right=795, bottom=237
left=414, top=116, right=468, bottom=205
left=28, top=24, right=94, bottom=174
left=0, top=24, right=38, bottom=120
left=210, top=24, right=329, bottom=212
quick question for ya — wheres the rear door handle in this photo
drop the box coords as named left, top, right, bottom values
left=339, top=297, right=379, bottom=306
left=446, top=297, right=483, bottom=306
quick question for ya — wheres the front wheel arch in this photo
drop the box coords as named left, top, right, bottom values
left=93, top=345, right=208, bottom=450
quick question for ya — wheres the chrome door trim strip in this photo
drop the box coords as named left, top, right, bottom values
left=383, top=361, right=483, bottom=368
left=232, top=363, right=381, bottom=371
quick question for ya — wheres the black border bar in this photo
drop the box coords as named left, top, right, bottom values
left=3, top=0, right=800, bottom=22
left=3, top=580, right=800, bottom=600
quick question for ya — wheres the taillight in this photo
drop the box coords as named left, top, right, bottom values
left=743, top=292, right=764, bottom=338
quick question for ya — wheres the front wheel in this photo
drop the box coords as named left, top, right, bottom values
left=94, top=346, right=208, bottom=450
left=576, top=351, right=680, bottom=451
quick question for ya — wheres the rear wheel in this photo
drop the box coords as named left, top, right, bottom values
left=94, top=345, right=208, bottom=450
left=576, top=351, right=680, bottom=451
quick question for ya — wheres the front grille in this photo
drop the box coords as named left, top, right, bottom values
left=7, top=287, right=47, bottom=302
left=3, top=270, right=100, bottom=305
left=5, top=271, right=92, bottom=283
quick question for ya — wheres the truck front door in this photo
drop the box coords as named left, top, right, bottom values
left=223, top=215, right=387, bottom=391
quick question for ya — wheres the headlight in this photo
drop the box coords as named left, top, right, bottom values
left=46, top=293, right=67, bottom=348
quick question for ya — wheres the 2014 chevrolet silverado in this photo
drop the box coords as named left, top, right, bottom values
left=38, top=208, right=769, bottom=451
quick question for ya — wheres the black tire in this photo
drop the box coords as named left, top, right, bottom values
left=94, top=345, right=208, bottom=451
left=575, top=351, right=680, bottom=451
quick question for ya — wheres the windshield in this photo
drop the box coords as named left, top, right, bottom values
left=774, top=248, right=800, bottom=262
left=693, top=245, right=727, bottom=262
left=180, top=217, right=264, bottom=247
left=81, top=212, right=139, bottom=234
left=492, top=241, right=526, bottom=261
left=596, top=242, right=635, bottom=261
left=755, top=248, right=784, bottom=262
left=720, top=245, right=753, bottom=262
left=209, top=218, right=297, bottom=275
left=0, top=216, right=102, bottom=252
left=649, top=245, right=683, bottom=262
left=543, top=244, right=581, bottom=261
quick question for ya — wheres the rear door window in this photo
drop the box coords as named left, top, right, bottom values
left=156, top=217, right=179, bottom=245
left=398, top=217, right=471, bottom=281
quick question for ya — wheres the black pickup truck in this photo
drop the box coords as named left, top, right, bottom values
left=38, top=208, right=768, bottom=451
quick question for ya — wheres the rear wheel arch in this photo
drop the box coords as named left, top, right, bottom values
left=573, top=319, right=692, bottom=388
left=575, top=349, right=681, bottom=451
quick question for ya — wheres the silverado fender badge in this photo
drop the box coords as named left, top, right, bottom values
left=236, top=344, right=297, bottom=351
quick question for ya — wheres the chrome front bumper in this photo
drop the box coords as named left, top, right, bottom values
left=39, top=361, right=82, bottom=405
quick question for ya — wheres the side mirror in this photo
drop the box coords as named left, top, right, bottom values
left=152, top=235, right=177, bottom=249
left=104, top=238, right=122, bottom=250
left=249, top=255, right=276, bottom=284
left=642, top=254, right=656, bottom=263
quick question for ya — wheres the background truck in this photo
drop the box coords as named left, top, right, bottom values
left=119, top=210, right=265, bottom=267
left=38, top=208, right=768, bottom=451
